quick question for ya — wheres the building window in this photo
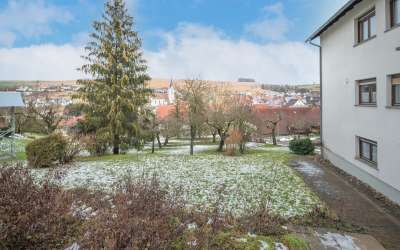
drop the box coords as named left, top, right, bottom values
left=392, top=74, right=400, bottom=106
left=358, top=137, right=378, bottom=166
left=357, top=9, right=376, bottom=43
left=391, top=0, right=400, bottom=27
left=358, top=79, right=377, bottom=105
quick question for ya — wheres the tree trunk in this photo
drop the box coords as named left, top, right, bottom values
left=164, top=136, right=169, bottom=146
left=156, top=133, right=162, bottom=149
left=212, top=132, right=216, bottom=143
left=190, top=126, right=195, bottom=155
left=239, top=143, right=245, bottom=154
left=113, top=134, right=120, bottom=155
left=272, top=127, right=277, bottom=146
left=218, top=137, right=225, bottom=152
left=217, top=129, right=225, bottom=152
left=151, top=134, right=155, bottom=154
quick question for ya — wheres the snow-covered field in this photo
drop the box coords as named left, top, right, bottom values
left=31, top=148, right=321, bottom=218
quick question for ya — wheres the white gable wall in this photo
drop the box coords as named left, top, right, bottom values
left=320, top=0, right=400, bottom=203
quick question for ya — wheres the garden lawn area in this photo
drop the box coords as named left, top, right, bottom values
left=0, top=133, right=46, bottom=161
left=31, top=142, right=321, bottom=219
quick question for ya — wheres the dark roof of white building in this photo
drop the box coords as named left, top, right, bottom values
left=306, top=0, right=363, bottom=42
left=0, top=92, right=25, bottom=107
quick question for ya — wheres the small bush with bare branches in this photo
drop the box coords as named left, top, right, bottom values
left=1, top=165, right=317, bottom=249
left=0, top=167, right=82, bottom=249
left=224, top=129, right=242, bottom=156
left=80, top=176, right=188, bottom=249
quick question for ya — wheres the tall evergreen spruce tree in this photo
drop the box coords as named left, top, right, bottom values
left=78, top=0, right=150, bottom=154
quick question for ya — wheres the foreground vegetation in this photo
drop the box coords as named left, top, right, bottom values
left=1, top=167, right=316, bottom=250
left=29, top=148, right=320, bottom=218
left=0, top=138, right=328, bottom=249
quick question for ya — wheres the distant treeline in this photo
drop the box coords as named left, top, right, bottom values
left=260, top=84, right=319, bottom=93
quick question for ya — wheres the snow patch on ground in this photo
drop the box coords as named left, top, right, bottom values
left=65, top=242, right=80, bottom=250
left=29, top=154, right=320, bottom=218
left=259, top=240, right=269, bottom=250
left=295, top=161, right=323, bottom=177
left=317, top=232, right=361, bottom=250
left=274, top=242, right=289, bottom=250
left=160, top=144, right=217, bottom=155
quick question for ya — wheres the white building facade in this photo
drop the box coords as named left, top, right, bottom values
left=307, top=0, right=400, bottom=204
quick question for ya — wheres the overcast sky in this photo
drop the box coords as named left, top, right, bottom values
left=0, top=0, right=347, bottom=84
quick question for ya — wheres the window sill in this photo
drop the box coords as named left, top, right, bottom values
left=355, top=157, right=378, bottom=169
left=354, top=35, right=376, bottom=47
left=386, top=105, right=400, bottom=109
left=354, top=104, right=377, bottom=107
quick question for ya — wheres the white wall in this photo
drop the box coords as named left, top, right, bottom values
left=320, top=0, right=400, bottom=201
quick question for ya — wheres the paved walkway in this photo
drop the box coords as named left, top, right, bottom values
left=294, top=227, right=385, bottom=250
left=291, top=160, right=400, bottom=250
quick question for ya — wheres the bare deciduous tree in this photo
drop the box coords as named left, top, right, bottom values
left=28, top=96, right=63, bottom=134
left=231, top=97, right=254, bottom=153
left=265, top=112, right=282, bottom=146
left=176, top=79, right=208, bottom=155
left=206, top=87, right=235, bottom=152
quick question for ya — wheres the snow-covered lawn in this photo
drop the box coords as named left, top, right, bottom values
left=31, top=147, right=321, bottom=218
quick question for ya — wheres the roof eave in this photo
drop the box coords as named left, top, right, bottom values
left=305, top=0, right=363, bottom=43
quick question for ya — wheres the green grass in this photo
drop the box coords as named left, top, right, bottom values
left=199, top=146, right=294, bottom=164
left=264, top=143, right=280, bottom=148
left=77, top=152, right=145, bottom=162
left=282, top=234, right=310, bottom=250
left=0, top=133, right=47, bottom=163
left=15, top=151, right=26, bottom=161
left=191, top=231, right=309, bottom=250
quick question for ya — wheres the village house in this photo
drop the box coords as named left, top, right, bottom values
left=307, top=0, right=400, bottom=203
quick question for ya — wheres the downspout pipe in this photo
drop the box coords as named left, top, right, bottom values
left=307, top=40, right=323, bottom=157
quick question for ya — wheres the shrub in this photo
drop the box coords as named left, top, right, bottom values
left=62, top=136, right=82, bottom=164
left=239, top=204, right=286, bottom=236
left=289, top=138, right=315, bottom=155
left=0, top=167, right=307, bottom=250
left=120, top=142, right=129, bottom=154
left=0, top=167, right=82, bottom=249
left=82, top=128, right=110, bottom=156
left=224, top=129, right=242, bottom=156
left=80, top=177, right=187, bottom=249
left=26, top=133, right=68, bottom=168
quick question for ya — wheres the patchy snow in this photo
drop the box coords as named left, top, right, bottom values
left=160, top=144, right=217, bottom=155
left=259, top=240, right=269, bottom=250
left=279, top=137, right=292, bottom=142
left=187, top=222, right=197, bottom=230
left=246, top=142, right=265, bottom=148
left=70, top=201, right=97, bottom=220
left=65, top=242, right=80, bottom=250
left=28, top=146, right=320, bottom=218
left=235, top=238, right=248, bottom=243
left=317, top=232, right=361, bottom=250
left=295, top=161, right=323, bottom=177
left=264, top=147, right=290, bottom=152
left=274, top=242, right=288, bottom=250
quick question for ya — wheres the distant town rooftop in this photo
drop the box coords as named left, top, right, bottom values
left=306, top=0, right=363, bottom=42
left=0, top=92, right=25, bottom=107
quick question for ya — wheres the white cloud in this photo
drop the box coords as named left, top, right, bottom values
left=0, top=23, right=318, bottom=84
left=0, top=0, right=73, bottom=47
left=71, top=32, right=90, bottom=47
left=0, top=44, right=85, bottom=80
left=244, top=2, right=291, bottom=41
left=146, top=23, right=319, bottom=84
